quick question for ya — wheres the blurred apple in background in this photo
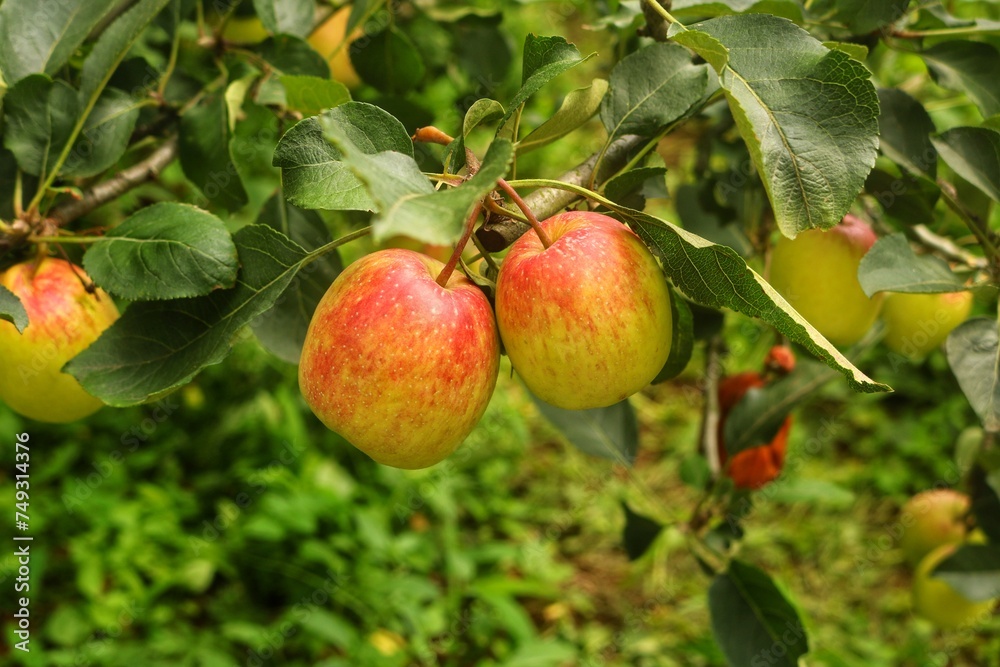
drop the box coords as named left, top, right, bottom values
left=308, top=6, right=362, bottom=89
left=899, top=489, right=971, bottom=565
left=882, top=291, right=973, bottom=360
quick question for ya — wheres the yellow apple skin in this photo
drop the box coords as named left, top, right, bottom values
left=0, top=258, right=119, bottom=423
left=768, top=214, right=882, bottom=346
left=495, top=211, right=672, bottom=410
left=299, top=249, right=499, bottom=469
left=882, top=291, right=973, bottom=360
left=913, top=544, right=996, bottom=629
left=308, top=6, right=362, bottom=89
left=221, top=16, right=269, bottom=45
left=900, top=489, right=970, bottom=565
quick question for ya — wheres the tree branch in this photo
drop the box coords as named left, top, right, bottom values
left=911, top=224, right=988, bottom=272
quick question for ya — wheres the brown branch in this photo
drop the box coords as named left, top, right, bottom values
left=911, top=224, right=988, bottom=272
left=48, top=136, right=179, bottom=227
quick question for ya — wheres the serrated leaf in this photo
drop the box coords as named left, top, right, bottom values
left=922, top=41, right=1000, bottom=119
left=933, top=544, right=1000, bottom=602
left=653, top=291, right=694, bottom=383
left=932, top=127, right=1000, bottom=202
left=60, top=88, right=142, bottom=178
left=82, top=203, right=239, bottom=300
left=0, top=0, right=117, bottom=86
left=273, top=102, right=413, bottom=210
left=622, top=503, right=663, bottom=561
left=499, top=35, right=590, bottom=134
left=857, top=233, right=966, bottom=296
left=257, top=35, right=331, bottom=77
left=671, top=0, right=804, bottom=21
left=65, top=225, right=307, bottom=406
left=280, top=75, right=350, bottom=115
left=709, top=560, right=809, bottom=667
left=946, top=318, right=1000, bottom=431
left=670, top=15, right=880, bottom=237
left=251, top=193, right=343, bottom=364
left=532, top=394, right=639, bottom=465
left=823, top=41, right=869, bottom=62
left=518, top=79, right=607, bottom=154
left=600, top=42, right=710, bottom=140
left=2, top=75, right=78, bottom=178
left=253, top=0, right=314, bottom=38
left=0, top=285, right=28, bottom=334
left=179, top=93, right=249, bottom=212
left=351, top=27, right=426, bottom=94
left=876, top=88, right=937, bottom=178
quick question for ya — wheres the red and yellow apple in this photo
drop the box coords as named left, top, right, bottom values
left=495, top=211, right=672, bottom=410
left=298, top=249, right=499, bottom=469
left=768, top=214, right=882, bottom=346
left=899, top=489, right=970, bottom=565
left=308, top=6, right=362, bottom=89
left=912, top=543, right=996, bottom=629
left=0, top=258, right=119, bottom=422
left=882, top=291, right=973, bottom=360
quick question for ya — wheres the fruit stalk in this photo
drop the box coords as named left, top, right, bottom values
left=436, top=203, right=483, bottom=287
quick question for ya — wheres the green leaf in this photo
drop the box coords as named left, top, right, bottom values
left=670, top=15, right=880, bottom=237
left=257, top=35, right=331, bottom=77
left=823, top=41, right=869, bottom=62
left=674, top=181, right=753, bottom=256
left=653, top=292, right=694, bottom=383
left=810, top=0, right=911, bottom=35
left=709, top=560, right=809, bottom=667
left=671, top=0, right=803, bottom=20
left=766, top=478, right=855, bottom=508
left=0, top=285, right=28, bottom=334
left=179, top=93, right=249, bottom=212
left=933, top=544, right=1000, bottom=602
left=518, top=79, right=608, bottom=154
left=253, top=0, right=314, bottom=38
left=946, top=318, right=1000, bottom=431
left=251, top=193, right=343, bottom=364
left=0, top=0, right=117, bottom=86
left=723, top=359, right=836, bottom=456
left=532, top=395, right=639, bottom=465
left=864, top=162, right=940, bottom=225
left=2, top=75, right=78, bottom=177
left=876, top=88, right=938, bottom=177
left=499, top=35, right=589, bottom=133
left=857, top=233, right=966, bottom=296
left=350, top=27, right=426, bottom=94
left=622, top=503, right=664, bottom=561
left=444, top=98, right=505, bottom=172
left=600, top=42, right=710, bottom=141
left=82, top=203, right=239, bottom=300
left=931, top=127, right=1000, bottom=202
left=280, top=75, right=351, bottom=115
left=65, top=225, right=307, bottom=406
left=922, top=41, right=1000, bottom=119
left=970, top=466, right=1000, bottom=543
left=603, top=166, right=669, bottom=211
left=60, top=88, right=142, bottom=178
left=618, top=207, right=888, bottom=392
left=272, top=102, right=413, bottom=211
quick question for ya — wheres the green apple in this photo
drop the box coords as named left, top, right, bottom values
left=494, top=211, right=672, bottom=410
left=221, top=16, right=269, bottom=45
left=298, top=249, right=500, bottom=469
left=882, top=291, right=973, bottom=360
left=308, top=6, right=362, bottom=89
left=912, top=544, right=996, bottom=629
left=899, top=489, right=970, bottom=565
left=0, top=258, right=119, bottom=423
left=768, top=214, right=882, bottom=346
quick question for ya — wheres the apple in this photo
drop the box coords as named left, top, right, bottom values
left=768, top=214, right=882, bottom=346
left=308, top=6, right=362, bottom=89
left=0, top=258, right=119, bottom=423
left=298, top=249, right=500, bottom=469
left=882, top=291, right=973, bottom=360
left=899, top=489, right=970, bottom=565
left=912, top=543, right=996, bottom=629
left=494, top=211, right=672, bottom=410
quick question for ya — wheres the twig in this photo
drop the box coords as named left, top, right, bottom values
left=911, top=224, right=988, bottom=271
left=701, top=336, right=724, bottom=476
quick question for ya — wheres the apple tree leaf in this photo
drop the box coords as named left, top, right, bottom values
left=253, top=0, right=314, bottom=38
left=807, top=0, right=911, bottom=35
left=251, top=193, right=343, bottom=364
left=857, top=233, right=967, bottom=296
left=922, top=41, right=1000, bottom=119
left=946, top=318, right=1000, bottom=432
left=669, top=15, right=880, bottom=238
left=351, top=27, right=426, bottom=94
left=931, top=127, right=1000, bottom=202
left=532, top=394, right=639, bottom=466
left=709, top=560, right=809, bottom=667
left=622, top=503, right=664, bottom=561
left=279, top=75, right=351, bottom=116
left=877, top=88, right=938, bottom=177
left=82, top=203, right=239, bottom=301
left=670, top=0, right=803, bottom=21
left=933, top=544, right=1000, bottom=602
left=2, top=75, right=78, bottom=178
left=65, top=225, right=308, bottom=406
left=272, top=102, right=413, bottom=211
left=603, top=166, right=669, bottom=211
left=864, top=163, right=940, bottom=225
left=60, top=88, right=143, bottom=179
left=444, top=98, right=505, bottom=173
left=518, top=79, right=608, bottom=154
left=179, top=93, right=249, bottom=212
left=0, top=285, right=28, bottom=334
left=257, top=35, right=331, bottom=77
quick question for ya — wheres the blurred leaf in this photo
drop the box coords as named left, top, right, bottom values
left=946, top=317, right=1000, bottom=431
left=933, top=544, right=1000, bottom=602
left=857, top=233, right=966, bottom=296
left=518, top=79, right=608, bottom=153
left=65, top=225, right=308, bottom=406
left=351, top=27, right=426, bottom=94
left=680, top=454, right=712, bottom=489
left=877, top=88, right=938, bottom=177
left=670, top=15, right=880, bottom=237
left=931, top=127, right=1000, bottom=202
left=179, top=93, right=249, bottom=211
left=253, top=0, right=314, bottom=38
left=60, top=88, right=142, bottom=178
left=0, top=0, right=116, bottom=85
left=2, top=75, right=78, bottom=177
left=766, top=478, right=855, bottom=508
left=671, top=0, right=803, bottom=21
left=444, top=98, right=505, bottom=172
left=970, top=465, right=1000, bottom=543
left=653, top=292, right=695, bottom=383
left=252, top=193, right=343, bottom=364
left=499, top=35, right=589, bottom=134
left=257, top=35, right=331, bottom=77
left=709, top=560, right=809, bottom=667
left=922, top=41, right=1000, bottom=119
left=622, top=503, right=663, bottom=560
left=864, top=163, right=940, bottom=224
left=273, top=102, right=413, bottom=210
left=280, top=75, right=351, bottom=115
left=600, top=42, right=710, bottom=140
left=501, top=640, right=577, bottom=667
left=823, top=41, right=869, bottom=62
left=83, top=203, right=239, bottom=300
left=0, top=285, right=27, bottom=333
left=811, top=0, right=910, bottom=34
left=603, top=166, right=669, bottom=211
left=675, top=181, right=752, bottom=256
left=532, top=395, right=639, bottom=465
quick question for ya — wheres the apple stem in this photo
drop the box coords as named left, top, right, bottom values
left=497, top=179, right=551, bottom=249
left=436, top=202, right=484, bottom=288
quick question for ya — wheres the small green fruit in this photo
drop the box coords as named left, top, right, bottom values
left=882, top=291, right=972, bottom=360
